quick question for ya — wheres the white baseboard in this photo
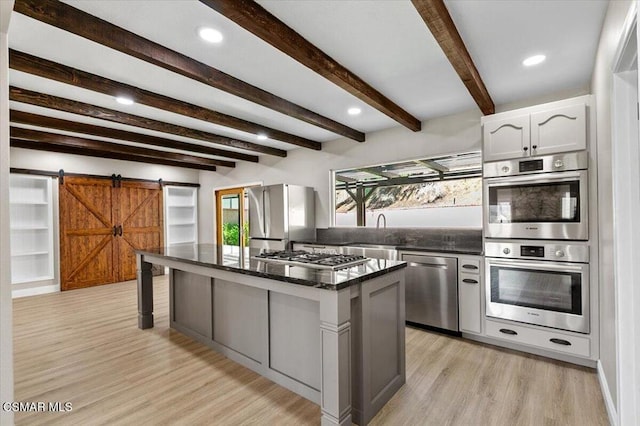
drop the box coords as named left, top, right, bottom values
left=597, top=360, right=618, bottom=426
left=12, top=284, right=60, bottom=298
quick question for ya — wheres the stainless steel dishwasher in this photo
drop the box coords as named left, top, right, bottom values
left=400, top=253, right=458, bottom=332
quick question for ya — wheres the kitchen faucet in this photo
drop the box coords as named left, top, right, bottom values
left=376, top=213, right=387, bottom=229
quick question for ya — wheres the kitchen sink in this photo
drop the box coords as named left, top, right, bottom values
left=343, top=244, right=398, bottom=260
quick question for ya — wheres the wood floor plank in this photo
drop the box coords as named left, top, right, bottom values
left=13, top=276, right=607, bottom=425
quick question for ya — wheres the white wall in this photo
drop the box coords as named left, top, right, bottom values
left=0, top=2, right=15, bottom=424
left=590, top=0, right=634, bottom=417
left=495, top=86, right=591, bottom=113
left=198, top=108, right=483, bottom=243
left=9, top=148, right=200, bottom=183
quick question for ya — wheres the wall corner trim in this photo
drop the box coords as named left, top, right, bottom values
left=598, top=360, right=619, bottom=426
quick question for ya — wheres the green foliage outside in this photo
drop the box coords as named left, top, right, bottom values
left=222, top=222, right=250, bottom=246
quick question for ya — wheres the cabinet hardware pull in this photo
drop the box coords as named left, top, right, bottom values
left=118, top=225, right=123, bottom=236
left=499, top=328, right=517, bottom=336
left=112, top=226, right=118, bottom=236
left=532, top=145, right=537, bottom=149
left=462, top=278, right=478, bottom=284
left=462, top=264, right=478, bottom=270
left=549, top=338, right=571, bottom=346
left=523, top=146, right=529, bottom=152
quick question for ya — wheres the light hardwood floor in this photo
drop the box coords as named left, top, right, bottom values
left=13, top=276, right=608, bottom=425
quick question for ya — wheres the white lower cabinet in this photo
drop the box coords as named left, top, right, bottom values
left=458, top=256, right=482, bottom=334
left=485, top=319, right=591, bottom=358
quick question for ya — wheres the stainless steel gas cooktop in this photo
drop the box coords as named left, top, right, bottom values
left=253, top=250, right=368, bottom=270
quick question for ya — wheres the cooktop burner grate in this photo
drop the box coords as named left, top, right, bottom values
left=253, top=250, right=368, bottom=270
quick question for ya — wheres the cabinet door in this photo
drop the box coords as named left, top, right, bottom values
left=482, top=114, right=530, bottom=162
left=530, top=103, right=586, bottom=156
left=458, top=272, right=481, bottom=334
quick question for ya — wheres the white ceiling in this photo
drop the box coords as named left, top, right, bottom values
left=7, top=0, right=609, bottom=166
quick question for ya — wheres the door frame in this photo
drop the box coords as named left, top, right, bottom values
left=611, top=3, right=640, bottom=425
left=215, top=187, right=246, bottom=246
left=212, top=181, right=261, bottom=245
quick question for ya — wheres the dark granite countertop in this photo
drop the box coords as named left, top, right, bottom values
left=136, top=244, right=406, bottom=291
left=292, top=240, right=483, bottom=255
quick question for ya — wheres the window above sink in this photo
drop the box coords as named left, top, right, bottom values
left=331, top=152, right=482, bottom=228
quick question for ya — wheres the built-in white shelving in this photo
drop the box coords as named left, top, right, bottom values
left=9, top=175, right=55, bottom=285
left=164, top=186, right=198, bottom=246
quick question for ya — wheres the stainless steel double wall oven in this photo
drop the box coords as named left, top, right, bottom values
left=483, top=151, right=590, bottom=333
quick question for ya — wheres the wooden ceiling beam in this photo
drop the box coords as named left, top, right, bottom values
left=10, top=128, right=220, bottom=172
left=9, top=52, right=286, bottom=156
left=9, top=87, right=268, bottom=161
left=12, top=138, right=218, bottom=172
left=9, top=49, right=320, bottom=151
left=10, top=110, right=236, bottom=168
left=200, top=0, right=422, bottom=132
left=14, top=0, right=365, bottom=142
left=411, top=0, right=495, bottom=115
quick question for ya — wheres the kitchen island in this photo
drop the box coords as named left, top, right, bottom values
left=136, top=244, right=406, bottom=426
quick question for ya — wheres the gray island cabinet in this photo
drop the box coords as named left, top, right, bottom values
left=135, top=244, right=407, bottom=425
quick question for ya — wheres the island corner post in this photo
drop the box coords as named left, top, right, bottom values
left=319, top=286, right=353, bottom=426
left=137, top=254, right=154, bottom=329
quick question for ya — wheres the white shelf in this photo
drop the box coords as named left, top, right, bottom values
left=9, top=174, right=55, bottom=286
left=12, top=275, right=55, bottom=285
left=11, top=226, right=49, bottom=231
left=170, top=222, right=196, bottom=226
left=10, top=201, right=49, bottom=205
left=168, top=204, right=196, bottom=208
left=11, top=251, right=49, bottom=257
left=170, top=240, right=197, bottom=245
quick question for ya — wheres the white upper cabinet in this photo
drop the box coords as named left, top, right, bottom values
left=482, top=96, right=589, bottom=162
left=482, top=114, right=530, bottom=162
left=530, top=103, right=587, bottom=156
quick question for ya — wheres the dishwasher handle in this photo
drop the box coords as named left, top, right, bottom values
left=407, top=262, right=449, bottom=269
left=402, top=254, right=456, bottom=270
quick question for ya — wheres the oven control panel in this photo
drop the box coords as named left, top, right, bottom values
left=485, top=240, right=589, bottom=263
left=483, top=151, right=588, bottom=178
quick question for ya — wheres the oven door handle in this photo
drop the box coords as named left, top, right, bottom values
left=486, top=258, right=587, bottom=273
left=485, top=170, right=585, bottom=187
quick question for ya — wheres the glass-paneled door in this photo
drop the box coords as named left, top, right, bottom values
left=215, top=187, right=249, bottom=249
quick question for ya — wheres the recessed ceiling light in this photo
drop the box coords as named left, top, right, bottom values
left=522, top=54, right=546, bottom=67
left=115, top=96, right=134, bottom=105
left=347, top=107, right=362, bottom=116
left=198, top=27, right=223, bottom=43
left=257, top=134, right=268, bottom=140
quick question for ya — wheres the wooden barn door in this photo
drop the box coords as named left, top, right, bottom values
left=116, top=181, right=163, bottom=281
left=60, top=176, right=163, bottom=290
left=59, top=177, right=119, bottom=290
